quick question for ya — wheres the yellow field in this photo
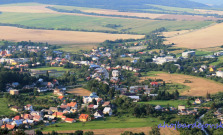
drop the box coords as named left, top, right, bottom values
left=164, top=23, right=223, bottom=49
left=0, top=5, right=56, bottom=13
left=144, top=73, right=223, bottom=97
left=67, top=88, right=92, bottom=96
left=0, top=26, right=144, bottom=44
left=84, top=9, right=164, bottom=19
left=195, top=9, right=223, bottom=15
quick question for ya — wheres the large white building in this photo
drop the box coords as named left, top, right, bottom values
left=216, top=71, right=223, bottom=78
left=152, top=56, right=177, bottom=65
left=182, top=51, right=195, bottom=58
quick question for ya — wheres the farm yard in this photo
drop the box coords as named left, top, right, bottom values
left=144, top=72, right=223, bottom=96
left=164, top=23, right=223, bottom=49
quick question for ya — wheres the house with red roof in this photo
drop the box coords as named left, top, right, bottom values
left=79, top=114, right=90, bottom=122
left=65, top=118, right=76, bottom=123
left=150, top=82, right=160, bottom=87
left=67, top=102, right=77, bottom=108
left=13, top=116, right=22, bottom=121
left=1, top=124, right=15, bottom=130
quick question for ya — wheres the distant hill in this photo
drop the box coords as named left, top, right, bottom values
left=190, top=0, right=223, bottom=6
left=0, top=0, right=209, bottom=10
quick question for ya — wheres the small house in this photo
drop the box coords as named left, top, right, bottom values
left=103, top=107, right=112, bottom=116
left=79, top=114, right=90, bottom=122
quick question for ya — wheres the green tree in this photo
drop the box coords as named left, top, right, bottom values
left=149, top=126, right=160, bottom=135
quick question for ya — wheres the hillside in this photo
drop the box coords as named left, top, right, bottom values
left=0, top=0, right=208, bottom=10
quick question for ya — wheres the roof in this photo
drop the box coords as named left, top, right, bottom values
left=151, top=82, right=158, bottom=85
left=14, top=116, right=22, bottom=120
left=67, top=102, right=77, bottom=107
left=58, top=96, right=64, bottom=100
left=79, top=114, right=89, bottom=119
left=65, top=118, right=75, bottom=122
left=1, top=124, right=15, bottom=129
left=52, top=112, right=64, bottom=117
left=102, top=101, right=110, bottom=106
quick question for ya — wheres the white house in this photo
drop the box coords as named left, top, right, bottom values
left=216, top=71, right=223, bottom=78
left=94, top=110, right=104, bottom=118
left=103, top=107, right=112, bottom=116
left=155, top=105, right=162, bottom=110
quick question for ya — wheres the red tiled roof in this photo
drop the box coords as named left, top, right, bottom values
left=79, top=114, right=89, bottom=120
left=1, top=124, right=15, bottom=130
left=58, top=96, right=64, bottom=100
left=14, top=115, right=21, bottom=120
left=65, top=118, right=74, bottom=122
left=67, top=102, right=77, bottom=107
left=52, top=112, right=64, bottom=117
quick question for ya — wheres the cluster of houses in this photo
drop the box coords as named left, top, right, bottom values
left=83, top=48, right=111, bottom=60
left=1, top=91, right=114, bottom=131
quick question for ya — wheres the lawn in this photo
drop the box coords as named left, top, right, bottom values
left=141, top=71, right=165, bottom=77
left=0, top=12, right=213, bottom=34
left=138, top=100, right=192, bottom=108
left=0, top=98, right=15, bottom=116
left=195, top=50, right=213, bottom=56
left=41, top=116, right=163, bottom=132
left=210, top=56, right=223, bottom=66
left=32, top=67, right=70, bottom=71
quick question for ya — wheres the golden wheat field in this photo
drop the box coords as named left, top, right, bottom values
left=145, top=73, right=223, bottom=96
left=164, top=23, right=223, bottom=49
left=0, top=26, right=144, bottom=44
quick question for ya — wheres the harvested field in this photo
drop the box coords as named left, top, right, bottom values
left=164, top=23, right=223, bottom=49
left=0, top=5, right=56, bottom=13
left=162, top=30, right=190, bottom=38
left=157, top=14, right=220, bottom=21
left=143, top=73, right=223, bottom=96
left=84, top=9, right=164, bottom=19
left=67, top=88, right=91, bottom=96
left=43, top=126, right=179, bottom=135
left=0, top=26, right=144, bottom=44
left=195, top=9, right=223, bottom=15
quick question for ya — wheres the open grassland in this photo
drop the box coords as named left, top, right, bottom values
left=43, top=127, right=178, bottom=135
left=138, top=100, right=191, bottom=108
left=0, top=12, right=213, bottom=34
left=164, top=23, right=223, bottom=49
left=57, top=44, right=98, bottom=53
left=210, top=56, right=223, bottom=66
left=0, top=98, right=15, bottom=116
left=31, top=67, right=70, bottom=71
left=0, top=26, right=144, bottom=45
left=67, top=88, right=92, bottom=96
left=143, top=72, right=223, bottom=96
left=41, top=116, right=179, bottom=135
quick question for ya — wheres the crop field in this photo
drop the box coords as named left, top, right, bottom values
left=67, top=87, right=92, bottom=96
left=0, top=12, right=213, bottom=34
left=164, top=23, right=223, bottom=49
left=0, top=26, right=144, bottom=45
left=144, top=72, right=223, bottom=96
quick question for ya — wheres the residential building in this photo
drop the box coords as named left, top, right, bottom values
left=79, top=114, right=90, bottom=122
left=103, top=107, right=112, bottom=116
left=182, top=51, right=195, bottom=58
left=10, top=89, right=19, bottom=95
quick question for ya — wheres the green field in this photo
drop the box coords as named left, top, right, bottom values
left=31, top=67, right=70, bottom=71
left=141, top=71, right=165, bottom=77
left=0, top=98, right=15, bottom=116
left=145, top=4, right=201, bottom=15
left=138, top=100, right=192, bottom=108
left=0, top=12, right=213, bottom=34
left=210, top=56, right=223, bottom=66
left=42, top=116, right=163, bottom=132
